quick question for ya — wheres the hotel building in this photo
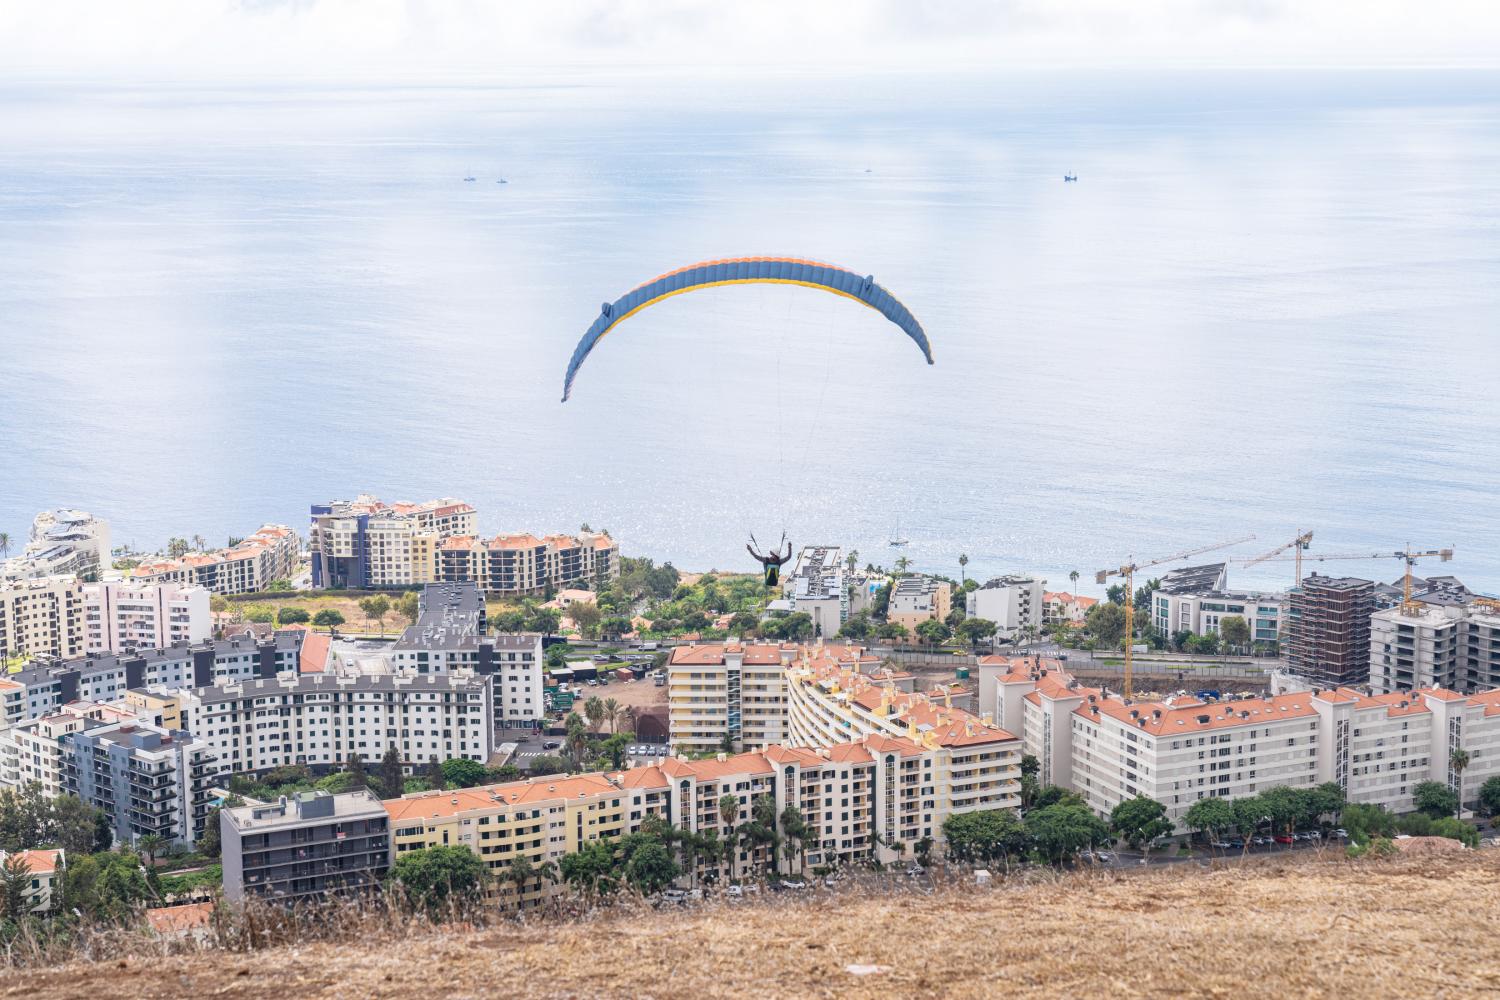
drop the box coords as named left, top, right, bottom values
left=309, top=495, right=476, bottom=589
left=132, top=524, right=299, bottom=596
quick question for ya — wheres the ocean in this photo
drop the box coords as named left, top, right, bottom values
left=2, top=69, right=1498, bottom=594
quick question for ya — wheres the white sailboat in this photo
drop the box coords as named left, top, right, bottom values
left=888, top=516, right=909, bottom=547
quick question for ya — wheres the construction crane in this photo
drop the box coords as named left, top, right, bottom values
left=1261, top=544, right=1454, bottom=615
left=1096, top=534, right=1256, bottom=699
left=1239, top=530, right=1315, bottom=585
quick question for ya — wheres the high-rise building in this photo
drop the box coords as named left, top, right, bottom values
left=0, top=576, right=86, bottom=662
left=1370, top=598, right=1500, bottom=694
left=131, top=525, right=299, bottom=595
left=82, top=581, right=211, bottom=653
left=309, top=495, right=476, bottom=589
left=62, top=720, right=221, bottom=848
left=0, top=509, right=110, bottom=583
left=1286, top=574, right=1375, bottom=687
left=966, top=574, right=1043, bottom=640
left=434, top=532, right=619, bottom=597
left=783, top=546, right=847, bottom=638
left=221, top=790, right=391, bottom=904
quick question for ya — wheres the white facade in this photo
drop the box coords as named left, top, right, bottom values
left=82, top=581, right=210, bottom=653
left=667, top=643, right=796, bottom=753
left=966, top=575, right=1043, bottom=639
left=1152, top=588, right=1285, bottom=647
left=0, top=509, right=110, bottom=583
left=176, top=670, right=495, bottom=774
left=784, top=546, right=848, bottom=639
left=1370, top=601, right=1500, bottom=694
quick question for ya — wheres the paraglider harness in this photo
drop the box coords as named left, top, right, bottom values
left=747, top=532, right=793, bottom=588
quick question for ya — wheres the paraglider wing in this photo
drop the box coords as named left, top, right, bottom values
left=561, top=256, right=932, bottom=401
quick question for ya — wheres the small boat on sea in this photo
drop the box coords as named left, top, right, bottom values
left=497, top=178, right=508, bottom=184
left=463, top=176, right=476, bottom=182
left=1064, top=173, right=1077, bottom=182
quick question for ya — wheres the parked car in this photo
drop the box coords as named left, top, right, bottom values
left=906, top=865, right=925, bottom=877
left=1225, top=839, right=1245, bottom=850
left=1095, top=851, right=1114, bottom=863
left=1332, top=829, right=1348, bottom=840
left=1274, top=834, right=1294, bottom=845
left=1209, top=840, right=1231, bottom=850
left=778, top=879, right=807, bottom=891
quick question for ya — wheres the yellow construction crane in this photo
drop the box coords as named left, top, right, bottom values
left=1239, top=530, right=1315, bottom=585
left=1263, top=544, right=1455, bottom=615
left=1096, top=533, right=1256, bottom=699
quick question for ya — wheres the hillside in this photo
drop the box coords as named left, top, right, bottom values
left=7, top=853, right=1500, bottom=999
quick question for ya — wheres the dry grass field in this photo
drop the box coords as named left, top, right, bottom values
left=6, top=851, right=1499, bottom=999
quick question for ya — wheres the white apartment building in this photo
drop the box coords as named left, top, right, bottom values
left=1152, top=575, right=1285, bottom=648
left=1042, top=591, right=1099, bottom=626
left=435, top=531, right=620, bottom=597
left=888, top=576, right=952, bottom=633
left=176, top=669, right=495, bottom=775
left=0, top=632, right=305, bottom=728
left=0, top=509, right=110, bottom=583
left=0, top=575, right=85, bottom=661
left=966, top=575, right=1043, bottom=640
left=133, top=525, right=300, bottom=595
left=0, top=700, right=148, bottom=795
left=0, top=849, right=64, bottom=914
left=1370, top=599, right=1500, bottom=694
left=66, top=720, right=222, bottom=847
left=388, top=583, right=544, bottom=725
left=782, top=546, right=848, bottom=639
left=980, top=656, right=1500, bottom=830
left=667, top=643, right=809, bottom=752
left=82, top=581, right=210, bottom=653
left=309, top=495, right=477, bottom=589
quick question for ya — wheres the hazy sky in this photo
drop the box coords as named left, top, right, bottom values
left=1, top=0, right=1496, bottom=82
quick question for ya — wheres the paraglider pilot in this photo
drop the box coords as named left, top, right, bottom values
left=747, top=533, right=793, bottom=588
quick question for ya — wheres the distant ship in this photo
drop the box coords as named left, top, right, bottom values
left=497, top=178, right=508, bottom=184
left=1064, top=173, right=1078, bottom=182
left=463, top=176, right=476, bottom=182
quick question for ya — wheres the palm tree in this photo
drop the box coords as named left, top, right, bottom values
left=506, top=855, right=537, bottom=905
left=1451, top=748, right=1471, bottom=817
left=1069, top=569, right=1080, bottom=597
left=846, top=550, right=859, bottom=574
left=584, top=696, right=605, bottom=735
left=958, top=553, right=969, bottom=584
left=719, top=793, right=740, bottom=882
left=603, top=697, right=620, bottom=734
left=0, top=532, right=10, bottom=561
left=894, top=556, right=911, bottom=576
left=137, top=833, right=167, bottom=869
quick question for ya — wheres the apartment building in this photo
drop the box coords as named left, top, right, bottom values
left=667, top=643, right=808, bottom=753
left=888, top=576, right=952, bottom=633
left=81, top=581, right=210, bottom=653
left=0, top=700, right=145, bottom=795
left=133, top=525, right=299, bottom=596
left=1370, top=598, right=1500, bottom=694
left=0, top=509, right=110, bottom=583
left=175, top=669, right=495, bottom=775
left=221, top=789, right=392, bottom=904
left=388, top=732, right=974, bottom=909
left=1152, top=587, right=1285, bottom=647
left=981, top=656, right=1500, bottom=830
left=1042, top=591, right=1099, bottom=626
left=434, top=531, right=620, bottom=597
left=388, top=583, right=543, bottom=725
left=1286, top=575, right=1375, bottom=686
left=1, top=632, right=305, bottom=728
left=966, top=575, right=1043, bottom=640
left=783, top=546, right=847, bottom=639
left=63, top=720, right=221, bottom=847
left=0, top=575, right=85, bottom=661
left=309, top=495, right=477, bottom=589
left=0, top=849, right=64, bottom=914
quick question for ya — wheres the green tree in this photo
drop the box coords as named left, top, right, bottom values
left=358, top=595, right=391, bottom=633
left=1109, top=795, right=1173, bottom=851
left=137, top=832, right=167, bottom=867
left=876, top=621, right=910, bottom=643
left=65, top=850, right=151, bottom=920
left=392, top=845, right=488, bottom=912
left=584, top=696, right=605, bottom=734
left=837, top=613, right=872, bottom=640
left=570, top=601, right=603, bottom=639
left=312, top=609, right=345, bottom=630
left=1429, top=816, right=1479, bottom=848
left=1182, top=797, right=1235, bottom=843
left=780, top=805, right=812, bottom=874
left=167, top=537, right=190, bottom=558
left=379, top=746, right=405, bottom=799
left=601, top=732, right=633, bottom=770
left=442, top=758, right=489, bottom=789
left=1, top=853, right=31, bottom=919
left=956, top=617, right=997, bottom=649
left=1085, top=602, right=1127, bottom=647
left=958, top=554, right=969, bottom=583
left=602, top=697, right=621, bottom=734
left=1478, top=775, right=1500, bottom=817
left=1413, top=781, right=1459, bottom=819
left=624, top=841, right=679, bottom=895
left=1024, top=802, right=1110, bottom=865
left=1218, top=615, right=1250, bottom=651
left=942, top=808, right=1031, bottom=868
left=396, top=590, right=421, bottom=624
left=1069, top=569, right=1080, bottom=595
left=347, top=752, right=369, bottom=790
left=276, top=606, right=310, bottom=626
left=719, top=793, right=741, bottom=881
left=1019, top=754, right=1041, bottom=809
left=915, top=618, right=952, bottom=645
left=1450, top=749, right=1471, bottom=816
left=49, top=793, right=111, bottom=855
left=243, top=604, right=275, bottom=624
left=1341, top=802, right=1397, bottom=846
left=529, top=755, right=569, bottom=777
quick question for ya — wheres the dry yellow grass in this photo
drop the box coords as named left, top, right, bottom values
left=7, top=853, right=1500, bottom=999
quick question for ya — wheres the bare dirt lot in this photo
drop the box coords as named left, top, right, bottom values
left=8, top=852, right=1499, bottom=999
